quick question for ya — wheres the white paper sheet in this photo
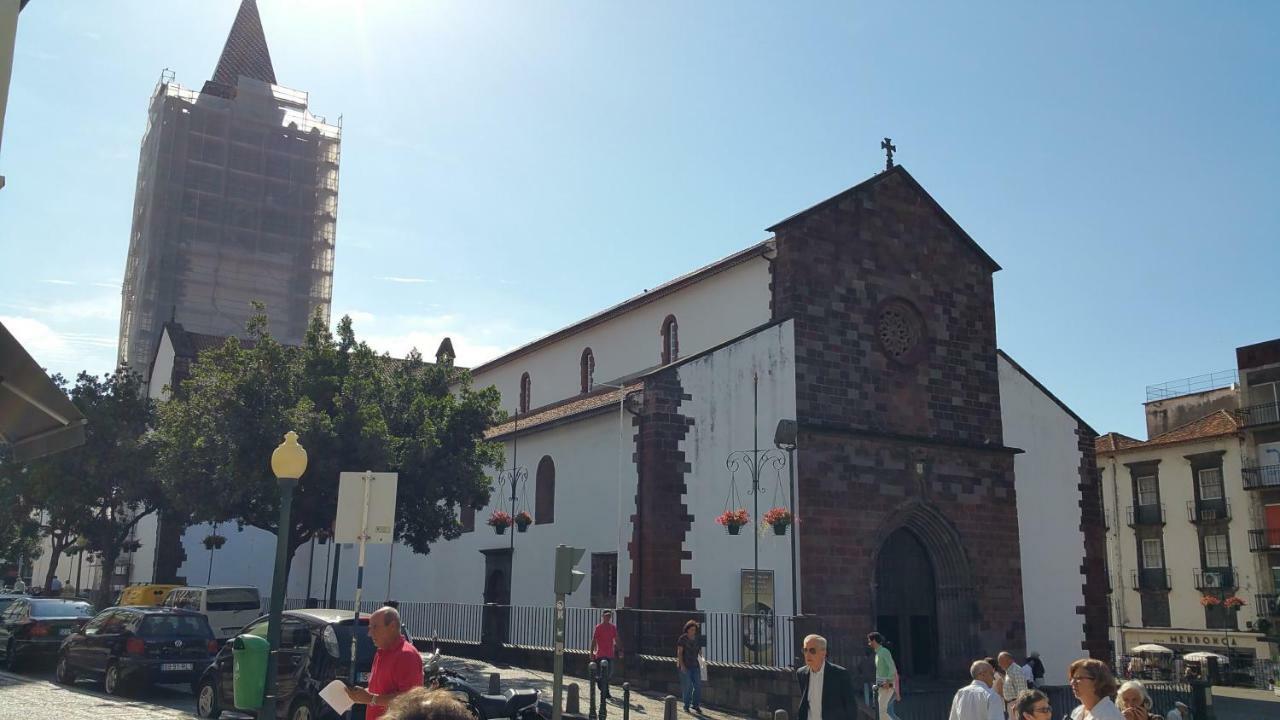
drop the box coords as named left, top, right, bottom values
left=320, top=679, right=355, bottom=715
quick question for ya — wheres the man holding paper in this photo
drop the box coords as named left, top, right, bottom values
left=344, top=607, right=425, bottom=719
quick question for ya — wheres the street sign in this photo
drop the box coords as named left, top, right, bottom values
left=335, top=471, right=398, bottom=544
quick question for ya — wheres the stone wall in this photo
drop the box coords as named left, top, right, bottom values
left=1076, top=422, right=1112, bottom=663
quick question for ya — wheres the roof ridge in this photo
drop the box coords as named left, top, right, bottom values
left=1148, top=408, right=1239, bottom=442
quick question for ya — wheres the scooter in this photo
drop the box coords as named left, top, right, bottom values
left=422, top=641, right=548, bottom=720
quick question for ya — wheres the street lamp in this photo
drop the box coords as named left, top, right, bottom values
left=262, top=430, right=308, bottom=720
left=773, top=419, right=798, bottom=618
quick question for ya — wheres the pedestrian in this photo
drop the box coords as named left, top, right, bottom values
left=1116, top=681, right=1162, bottom=720
left=1067, top=658, right=1122, bottom=720
left=1026, top=652, right=1045, bottom=688
left=999, top=652, right=1029, bottom=717
left=985, top=657, right=1005, bottom=700
left=50, top=576, right=63, bottom=596
left=345, top=607, right=426, bottom=720
left=797, top=634, right=858, bottom=720
left=591, top=609, right=622, bottom=702
left=12, top=579, right=26, bottom=594
left=867, top=632, right=900, bottom=720
left=948, top=660, right=1004, bottom=720
left=675, top=619, right=702, bottom=713
left=1166, top=701, right=1190, bottom=720
left=383, top=687, right=475, bottom=720
left=1012, top=689, right=1052, bottom=720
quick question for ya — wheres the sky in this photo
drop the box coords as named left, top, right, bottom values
left=1, top=1, right=1277, bottom=440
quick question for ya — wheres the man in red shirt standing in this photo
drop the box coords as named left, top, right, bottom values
left=590, top=609, right=621, bottom=703
left=345, top=607, right=424, bottom=720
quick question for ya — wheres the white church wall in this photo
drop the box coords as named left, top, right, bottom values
left=677, top=321, right=797, bottom=620
left=148, top=330, right=177, bottom=400
left=997, top=355, right=1087, bottom=683
left=472, top=255, right=772, bottom=413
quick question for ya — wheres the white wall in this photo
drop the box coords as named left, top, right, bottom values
left=147, top=330, right=177, bottom=400
left=472, top=256, right=772, bottom=413
left=997, top=356, right=1087, bottom=682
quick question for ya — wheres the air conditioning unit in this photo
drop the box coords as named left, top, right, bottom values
left=1204, top=572, right=1222, bottom=588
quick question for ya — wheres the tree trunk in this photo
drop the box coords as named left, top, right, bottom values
left=43, top=536, right=73, bottom=594
left=96, top=546, right=120, bottom=609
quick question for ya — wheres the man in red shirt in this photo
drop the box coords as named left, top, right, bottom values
left=590, top=609, right=621, bottom=703
left=345, top=607, right=424, bottom=720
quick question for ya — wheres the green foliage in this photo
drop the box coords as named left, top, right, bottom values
left=152, top=308, right=504, bottom=569
left=0, top=452, right=42, bottom=570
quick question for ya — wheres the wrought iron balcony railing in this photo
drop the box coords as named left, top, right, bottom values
left=1257, top=594, right=1280, bottom=617
left=1248, top=528, right=1280, bottom=552
left=1127, top=503, right=1166, bottom=527
left=1131, top=568, right=1172, bottom=591
left=1186, top=499, right=1231, bottom=523
left=1242, top=463, right=1280, bottom=490
left=1193, top=567, right=1238, bottom=591
left=1241, top=402, right=1280, bottom=428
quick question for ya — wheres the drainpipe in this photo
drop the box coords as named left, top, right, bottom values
left=1109, top=456, right=1127, bottom=646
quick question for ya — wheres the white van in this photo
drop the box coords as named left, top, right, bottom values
left=163, top=586, right=262, bottom=640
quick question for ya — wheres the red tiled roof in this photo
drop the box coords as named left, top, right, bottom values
left=485, top=383, right=642, bottom=440
left=1095, top=410, right=1241, bottom=455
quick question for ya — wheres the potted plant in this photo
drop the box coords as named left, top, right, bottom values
left=488, top=510, right=513, bottom=535
left=515, top=511, right=534, bottom=533
left=762, top=507, right=794, bottom=536
left=716, top=508, right=750, bottom=535
left=202, top=534, right=227, bottom=550
left=1224, top=595, right=1247, bottom=610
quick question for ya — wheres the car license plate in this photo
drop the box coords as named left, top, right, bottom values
left=358, top=672, right=370, bottom=683
left=161, top=663, right=193, bottom=672
left=58, top=628, right=72, bottom=636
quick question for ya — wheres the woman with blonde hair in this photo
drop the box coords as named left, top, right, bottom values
left=1068, top=658, right=1122, bottom=720
left=1116, top=680, right=1162, bottom=720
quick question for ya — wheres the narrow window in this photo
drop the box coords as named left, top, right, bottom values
left=1141, top=538, right=1163, bottom=569
left=661, top=315, right=679, bottom=364
left=591, top=553, right=619, bottom=608
left=1197, top=467, right=1224, bottom=501
left=460, top=505, right=475, bottom=533
left=519, top=372, right=531, bottom=414
left=1136, top=476, right=1158, bottom=506
left=1203, top=534, right=1230, bottom=568
left=580, top=348, right=595, bottom=394
left=535, top=456, right=555, bottom=524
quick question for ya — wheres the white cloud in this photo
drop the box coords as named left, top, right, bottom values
left=41, top=279, right=77, bottom=286
left=0, top=316, right=117, bottom=376
left=358, top=313, right=531, bottom=367
left=336, top=309, right=376, bottom=326
left=377, top=276, right=431, bottom=284
left=10, top=295, right=120, bottom=322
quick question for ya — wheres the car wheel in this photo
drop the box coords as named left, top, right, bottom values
left=3, top=641, right=21, bottom=673
left=195, top=676, right=222, bottom=719
left=55, top=654, right=77, bottom=685
left=104, top=661, right=128, bottom=696
left=287, top=697, right=315, bottom=720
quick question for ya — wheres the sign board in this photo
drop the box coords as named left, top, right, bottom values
left=740, top=570, right=776, bottom=664
left=335, top=472, right=398, bottom=544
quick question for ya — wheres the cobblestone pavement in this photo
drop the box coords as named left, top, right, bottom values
left=0, top=668, right=198, bottom=720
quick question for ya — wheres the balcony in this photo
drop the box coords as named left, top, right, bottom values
left=1240, top=402, right=1280, bottom=428
left=1192, top=567, right=1238, bottom=591
left=1186, top=499, right=1231, bottom=523
left=1242, top=463, right=1280, bottom=490
left=1131, top=568, right=1172, bottom=591
left=1248, top=528, right=1280, bottom=552
left=1127, top=503, right=1166, bottom=527
left=1257, top=594, right=1280, bottom=616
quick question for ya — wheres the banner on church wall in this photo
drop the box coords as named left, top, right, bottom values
left=740, top=570, right=775, bottom=664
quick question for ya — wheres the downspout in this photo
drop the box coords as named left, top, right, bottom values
left=1109, top=455, right=1127, bottom=640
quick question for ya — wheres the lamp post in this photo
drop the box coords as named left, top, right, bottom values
left=262, top=431, right=308, bottom=720
left=773, top=419, right=798, bottom=617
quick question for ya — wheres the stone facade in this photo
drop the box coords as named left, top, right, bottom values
left=1076, top=422, right=1112, bottom=663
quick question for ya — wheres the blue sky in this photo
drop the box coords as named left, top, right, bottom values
left=2, top=1, right=1276, bottom=439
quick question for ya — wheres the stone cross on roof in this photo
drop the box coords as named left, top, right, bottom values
left=881, top=137, right=897, bottom=171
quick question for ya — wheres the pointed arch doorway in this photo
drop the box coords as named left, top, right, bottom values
left=875, top=527, right=939, bottom=678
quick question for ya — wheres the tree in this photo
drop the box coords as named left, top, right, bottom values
left=152, top=309, right=504, bottom=581
left=0, top=452, right=42, bottom=583
left=17, top=369, right=159, bottom=604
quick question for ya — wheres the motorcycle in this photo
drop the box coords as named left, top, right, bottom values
left=422, top=643, right=549, bottom=720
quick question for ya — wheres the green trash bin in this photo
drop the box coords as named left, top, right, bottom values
left=232, top=634, right=270, bottom=711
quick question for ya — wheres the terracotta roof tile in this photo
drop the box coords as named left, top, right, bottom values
left=1095, top=410, right=1241, bottom=455
left=1095, top=432, right=1145, bottom=454
left=485, top=383, right=642, bottom=440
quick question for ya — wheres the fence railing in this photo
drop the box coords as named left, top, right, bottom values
left=1127, top=503, right=1166, bottom=526
left=1192, top=566, right=1238, bottom=591
left=1242, top=463, right=1280, bottom=490
left=1186, top=499, right=1230, bottom=523
left=1241, top=402, right=1280, bottom=428
left=1248, top=528, right=1280, bottom=552
left=625, top=607, right=799, bottom=669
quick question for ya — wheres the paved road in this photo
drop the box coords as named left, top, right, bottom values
left=0, top=667, right=201, bottom=720
left=1212, top=685, right=1280, bottom=720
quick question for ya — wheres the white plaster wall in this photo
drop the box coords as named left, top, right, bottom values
left=997, top=356, right=1087, bottom=682
left=472, top=256, right=772, bottom=413
left=130, top=513, right=159, bottom=583
left=678, top=321, right=797, bottom=616
left=148, top=331, right=177, bottom=400
left=176, top=522, right=281, bottom=594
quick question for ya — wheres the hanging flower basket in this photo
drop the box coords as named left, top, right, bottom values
left=716, top=509, right=750, bottom=536
left=121, top=539, right=143, bottom=553
left=515, top=511, right=534, bottom=533
left=488, top=510, right=513, bottom=535
left=763, top=507, right=793, bottom=536
left=1224, top=596, right=1247, bottom=610
left=1199, top=594, right=1222, bottom=607
left=202, top=534, right=227, bottom=550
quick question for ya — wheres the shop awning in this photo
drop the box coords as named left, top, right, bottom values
left=1130, top=644, right=1174, bottom=654
left=0, top=320, right=87, bottom=461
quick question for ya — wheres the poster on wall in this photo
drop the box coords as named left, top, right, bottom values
left=740, top=570, right=775, bottom=665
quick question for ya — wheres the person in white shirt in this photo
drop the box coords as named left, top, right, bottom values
left=1068, top=658, right=1123, bottom=720
left=949, top=661, right=1005, bottom=720
left=1166, top=701, right=1189, bottom=720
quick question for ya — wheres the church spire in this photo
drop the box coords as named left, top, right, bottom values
left=209, top=0, right=276, bottom=88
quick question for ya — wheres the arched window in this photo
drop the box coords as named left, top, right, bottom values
left=661, top=314, right=679, bottom=364
left=580, top=348, right=595, bottom=394
left=519, top=372, right=531, bottom=413
left=535, top=455, right=555, bottom=524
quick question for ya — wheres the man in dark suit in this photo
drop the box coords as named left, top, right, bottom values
left=798, top=634, right=859, bottom=720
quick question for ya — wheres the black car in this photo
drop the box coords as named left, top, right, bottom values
left=195, top=608, right=376, bottom=720
left=55, top=606, right=219, bottom=695
left=0, top=597, right=94, bottom=671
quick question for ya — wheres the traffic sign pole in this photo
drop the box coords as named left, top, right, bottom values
left=349, top=471, right=373, bottom=687
left=552, top=595, right=567, bottom=720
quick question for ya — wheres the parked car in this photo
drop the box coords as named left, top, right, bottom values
left=0, top=593, right=24, bottom=616
left=55, top=606, right=218, bottom=695
left=0, top=598, right=94, bottom=671
left=194, top=608, right=376, bottom=720
left=164, top=586, right=262, bottom=640
left=115, top=584, right=183, bottom=607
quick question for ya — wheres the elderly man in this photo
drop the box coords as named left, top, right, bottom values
left=949, top=661, right=1004, bottom=720
left=998, top=652, right=1028, bottom=717
left=1166, top=700, right=1190, bottom=720
left=345, top=607, right=425, bottom=720
left=797, top=634, right=858, bottom=720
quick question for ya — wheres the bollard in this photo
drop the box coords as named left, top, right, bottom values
left=663, top=695, right=678, bottom=720
left=774, top=711, right=788, bottom=720
left=489, top=672, right=501, bottom=694
left=622, top=683, right=630, bottom=720
left=589, top=662, right=598, bottom=720
left=567, top=683, right=581, bottom=715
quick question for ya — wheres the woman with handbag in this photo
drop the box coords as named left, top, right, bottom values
left=676, top=620, right=703, bottom=713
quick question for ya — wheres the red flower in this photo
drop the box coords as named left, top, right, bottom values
left=1223, top=596, right=1247, bottom=609
left=515, top=511, right=534, bottom=525
left=1199, top=595, right=1222, bottom=607
left=762, top=507, right=794, bottom=527
left=487, top=510, right=513, bottom=528
left=716, top=509, right=750, bottom=527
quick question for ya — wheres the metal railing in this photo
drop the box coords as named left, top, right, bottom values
left=1240, top=402, right=1280, bottom=428
left=1256, top=593, right=1280, bottom=616
left=279, top=599, right=484, bottom=643
left=502, top=604, right=599, bottom=651
left=1186, top=499, right=1231, bottom=523
left=626, top=608, right=799, bottom=669
left=1131, top=568, right=1172, bottom=591
left=1127, top=503, right=1166, bottom=526
left=1242, top=463, right=1280, bottom=490
left=1248, top=528, right=1280, bottom=552
left=1145, top=370, right=1237, bottom=402
left=1192, top=566, right=1238, bottom=591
